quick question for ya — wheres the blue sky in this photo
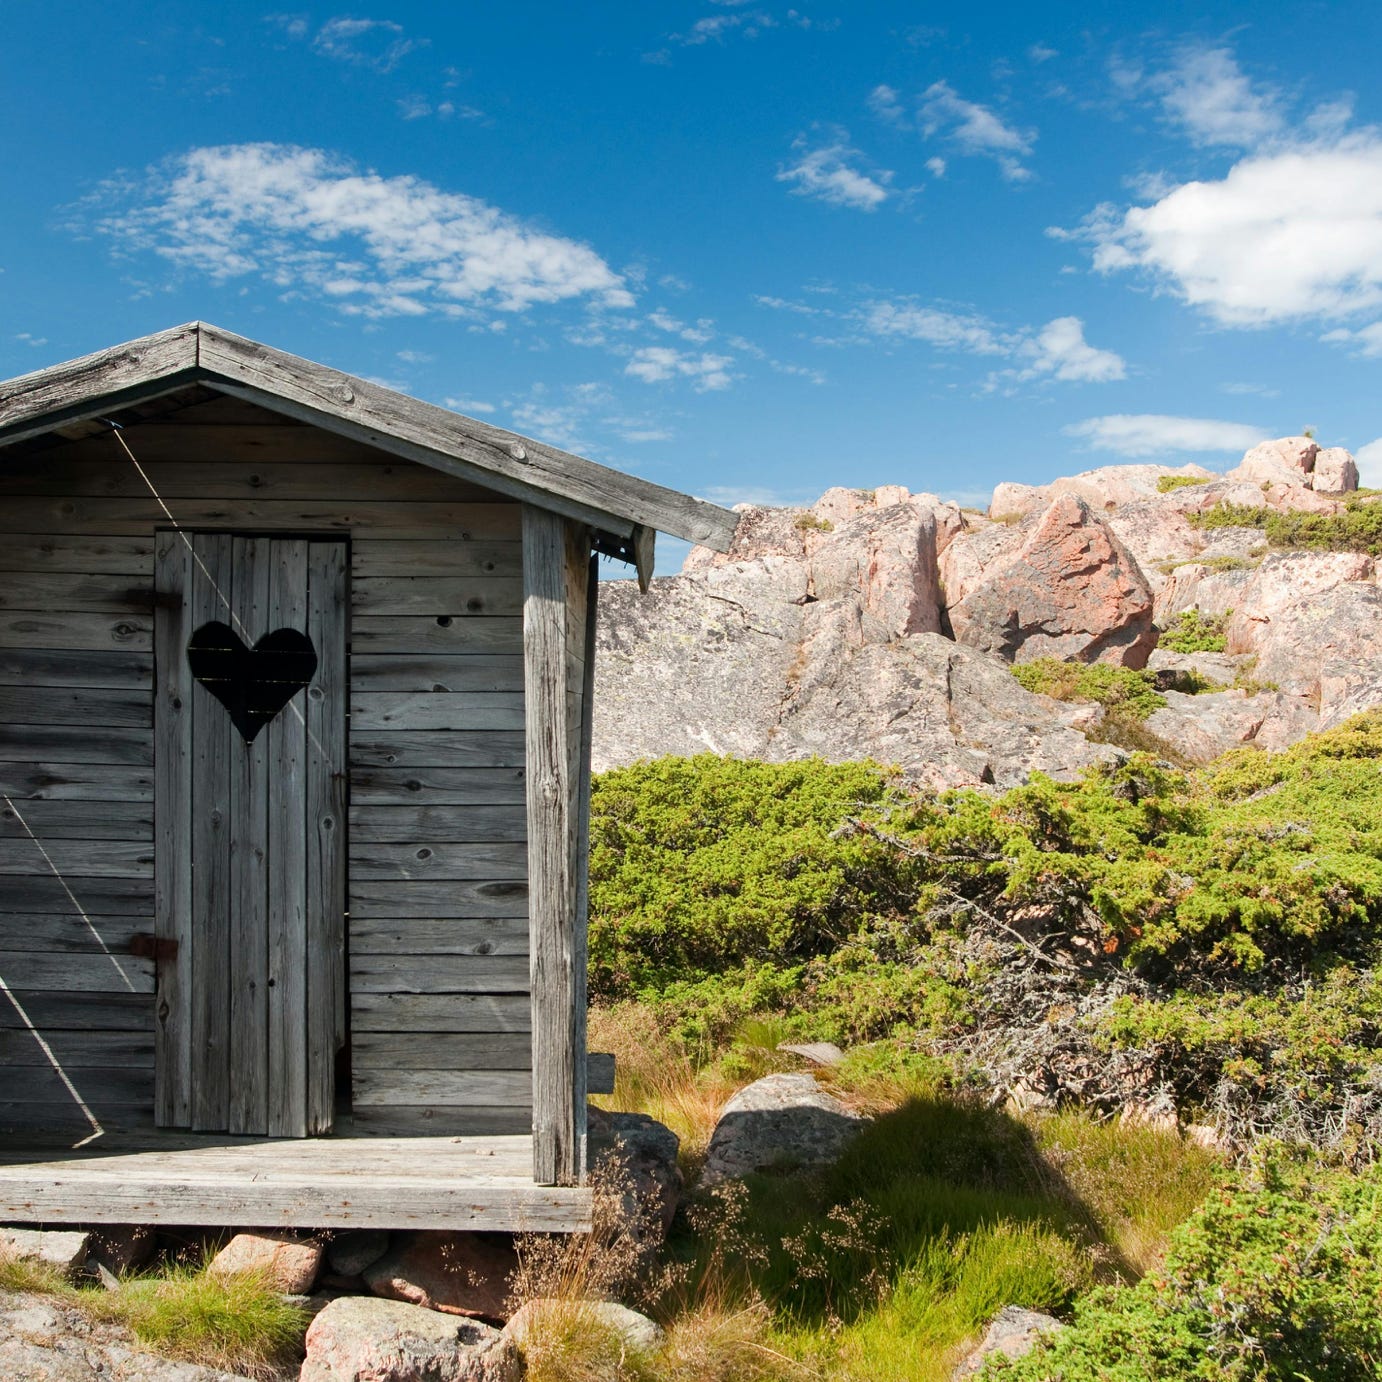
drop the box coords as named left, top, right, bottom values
left=4, top=1, right=1382, bottom=566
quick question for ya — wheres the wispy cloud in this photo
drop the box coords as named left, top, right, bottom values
left=648, top=309, right=715, bottom=343
left=870, top=80, right=1035, bottom=181
left=1321, top=321, right=1382, bottom=357
left=760, top=293, right=1123, bottom=387
left=671, top=9, right=777, bottom=45
left=919, top=81, right=1035, bottom=181
left=310, top=16, right=422, bottom=72
left=863, top=300, right=1006, bottom=353
left=1154, top=46, right=1282, bottom=149
left=625, top=346, right=736, bottom=391
left=776, top=130, right=892, bottom=210
left=91, top=143, right=634, bottom=316
left=1064, top=414, right=1269, bottom=457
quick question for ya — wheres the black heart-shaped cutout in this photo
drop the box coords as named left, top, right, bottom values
left=187, top=621, right=318, bottom=744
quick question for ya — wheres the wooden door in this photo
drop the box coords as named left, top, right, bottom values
left=154, top=533, right=347, bottom=1137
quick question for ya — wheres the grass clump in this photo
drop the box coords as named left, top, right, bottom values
left=113, top=1265, right=308, bottom=1377
left=1155, top=474, right=1210, bottom=493
left=1157, top=609, right=1228, bottom=654
left=1010, top=659, right=1166, bottom=721
left=0, top=1250, right=307, bottom=1380
left=793, top=513, right=833, bottom=533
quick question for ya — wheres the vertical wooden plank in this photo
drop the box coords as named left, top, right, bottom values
left=228, top=537, right=270, bottom=1135
left=305, top=540, right=347, bottom=1134
left=153, top=531, right=192, bottom=1128
left=524, top=505, right=581, bottom=1186
left=571, top=552, right=598, bottom=1180
left=189, top=533, right=233, bottom=1132
left=267, top=539, right=310, bottom=1138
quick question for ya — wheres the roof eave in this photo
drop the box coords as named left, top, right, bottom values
left=0, top=321, right=739, bottom=552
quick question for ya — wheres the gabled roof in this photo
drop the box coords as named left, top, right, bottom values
left=0, top=322, right=738, bottom=556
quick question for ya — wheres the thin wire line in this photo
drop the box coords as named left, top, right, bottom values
left=0, top=974, right=104, bottom=1147
left=110, top=422, right=329, bottom=756
left=2, top=795, right=135, bottom=992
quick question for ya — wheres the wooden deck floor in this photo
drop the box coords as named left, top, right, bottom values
left=0, top=1132, right=591, bottom=1232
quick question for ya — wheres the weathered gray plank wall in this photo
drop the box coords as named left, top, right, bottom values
left=0, top=393, right=530, bottom=1140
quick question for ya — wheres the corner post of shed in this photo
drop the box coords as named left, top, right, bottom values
left=523, top=504, right=597, bottom=1187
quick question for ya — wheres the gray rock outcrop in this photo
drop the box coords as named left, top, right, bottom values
left=700, top=1074, right=864, bottom=1185
left=0, top=1289, right=251, bottom=1381
left=948, top=494, right=1157, bottom=667
left=504, top=1299, right=663, bottom=1355
left=587, top=1108, right=683, bottom=1237
left=301, top=1295, right=517, bottom=1382
left=596, top=437, right=1379, bottom=785
left=0, top=1227, right=90, bottom=1276
left=951, top=1305, right=1064, bottom=1377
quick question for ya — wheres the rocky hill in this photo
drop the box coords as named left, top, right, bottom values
left=594, top=436, right=1382, bottom=787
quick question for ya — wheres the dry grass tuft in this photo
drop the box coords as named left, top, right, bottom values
left=589, top=1003, right=739, bottom=1176
left=516, top=1299, right=656, bottom=1382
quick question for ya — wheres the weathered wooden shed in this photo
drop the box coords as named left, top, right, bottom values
left=0, top=322, right=736, bottom=1231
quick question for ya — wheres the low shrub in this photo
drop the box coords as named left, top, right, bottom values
left=1155, top=474, right=1210, bottom=493
left=1010, top=660, right=1166, bottom=721
left=1192, top=495, right=1382, bottom=555
left=993, top=1145, right=1382, bottom=1381
left=1157, top=609, right=1228, bottom=654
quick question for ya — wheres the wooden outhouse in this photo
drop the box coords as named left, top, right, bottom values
left=0, top=322, right=736, bottom=1231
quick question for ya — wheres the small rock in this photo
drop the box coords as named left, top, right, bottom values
left=301, top=1295, right=518, bottom=1382
left=209, top=1231, right=323, bottom=1294
left=504, top=1299, right=664, bottom=1354
left=326, top=1229, right=390, bottom=1279
left=365, top=1231, right=517, bottom=1320
left=0, top=1227, right=90, bottom=1276
left=700, top=1073, right=865, bottom=1186
left=587, top=1108, right=683, bottom=1238
left=951, top=1305, right=1064, bottom=1377
left=777, top=1041, right=846, bottom=1067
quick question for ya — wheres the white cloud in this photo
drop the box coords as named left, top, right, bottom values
left=1356, top=437, right=1382, bottom=486
left=868, top=83, right=907, bottom=126
left=444, top=396, right=495, bottom=414
left=648, top=309, right=715, bottom=343
left=1028, top=43, right=1058, bottom=64
left=1321, top=321, right=1382, bottom=357
left=1019, top=316, right=1126, bottom=382
left=776, top=132, right=892, bottom=211
left=1221, top=381, right=1280, bottom=397
left=1064, top=414, right=1270, bottom=457
left=863, top=301, right=1007, bottom=354
left=925, top=156, right=946, bottom=178
left=672, top=10, right=776, bottom=44
left=311, top=17, right=421, bottom=72
left=918, top=80, right=1035, bottom=181
left=1078, top=135, right=1382, bottom=326
left=95, top=143, right=634, bottom=316
left=625, top=346, right=735, bottom=390
left=1155, top=47, right=1282, bottom=149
